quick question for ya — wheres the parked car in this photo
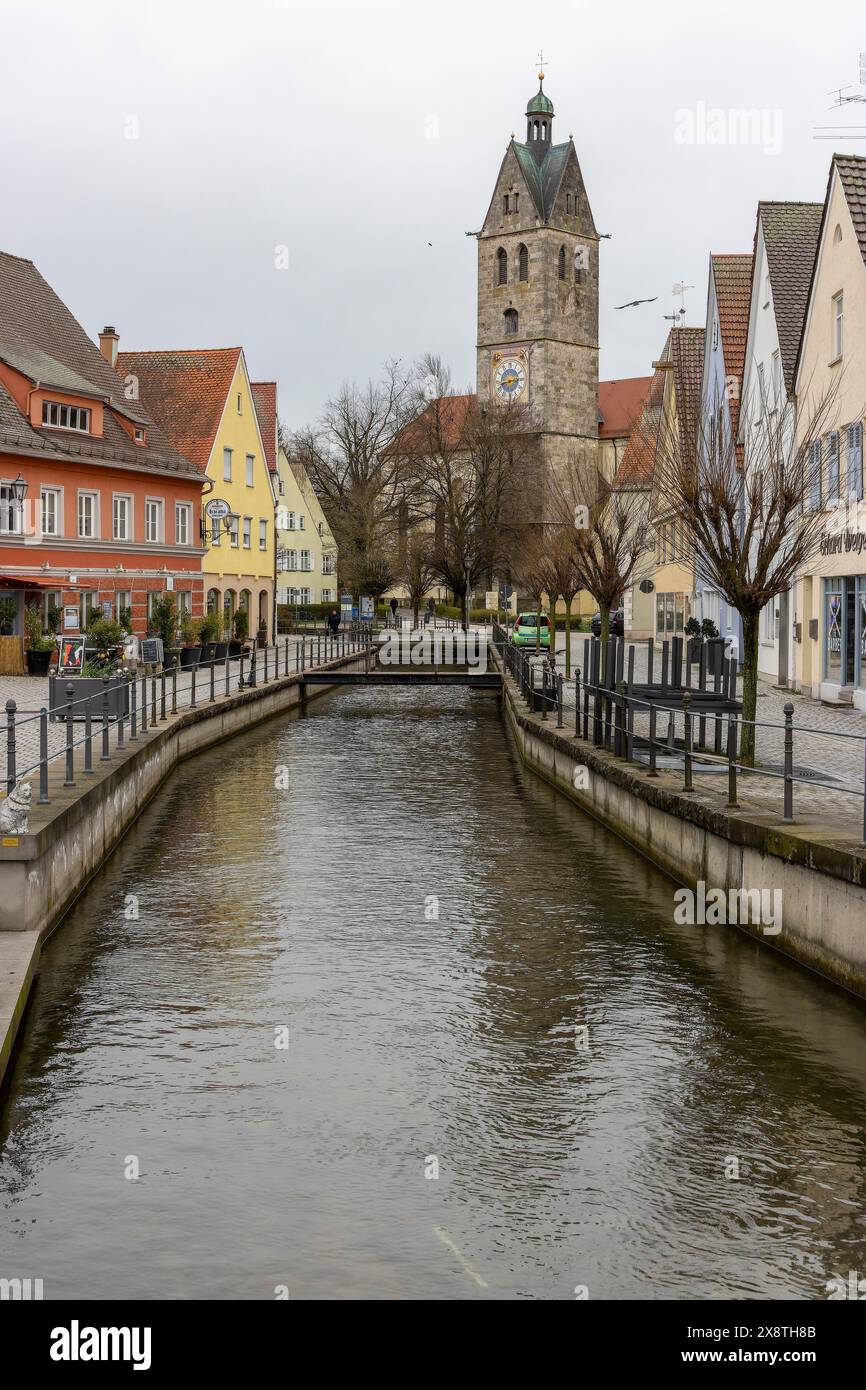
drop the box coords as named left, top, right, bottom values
left=590, top=608, right=624, bottom=637
left=511, top=612, right=551, bottom=648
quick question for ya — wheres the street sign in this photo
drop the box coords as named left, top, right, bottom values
left=205, top=498, right=231, bottom=521
left=340, top=591, right=353, bottom=621
left=360, top=596, right=374, bottom=622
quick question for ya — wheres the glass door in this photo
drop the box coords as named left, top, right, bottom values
left=825, top=581, right=843, bottom=683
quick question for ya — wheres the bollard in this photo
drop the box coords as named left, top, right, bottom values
left=5, top=699, right=16, bottom=794
left=682, top=691, right=693, bottom=791
left=556, top=673, right=564, bottom=728
left=64, top=682, right=75, bottom=785
left=726, top=715, right=739, bottom=809
left=141, top=673, right=148, bottom=733
left=648, top=701, right=659, bottom=777
left=130, top=673, right=138, bottom=741
left=783, top=702, right=794, bottom=822
left=38, top=707, right=49, bottom=803
left=101, top=677, right=111, bottom=761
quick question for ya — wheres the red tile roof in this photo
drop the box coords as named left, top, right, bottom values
left=115, top=347, right=241, bottom=472
left=598, top=376, right=653, bottom=439
left=710, top=253, right=753, bottom=441
left=251, top=381, right=278, bottom=473
left=395, top=393, right=477, bottom=454
left=615, top=365, right=666, bottom=486
left=835, top=154, right=866, bottom=270
left=669, top=327, right=705, bottom=454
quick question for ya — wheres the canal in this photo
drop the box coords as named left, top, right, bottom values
left=1, top=686, right=866, bottom=1300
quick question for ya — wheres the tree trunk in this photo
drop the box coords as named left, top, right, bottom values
left=548, top=604, right=557, bottom=668
left=599, top=609, right=611, bottom=683
left=739, top=610, right=759, bottom=767
left=564, top=609, right=572, bottom=679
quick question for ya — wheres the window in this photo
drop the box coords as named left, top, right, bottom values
left=113, top=494, right=131, bottom=541
left=42, top=589, right=61, bottom=627
left=712, top=318, right=719, bottom=351
left=496, top=247, right=507, bottom=286
left=79, top=591, right=98, bottom=629
left=116, top=590, right=131, bottom=623
left=832, top=291, right=844, bottom=360
left=809, top=439, right=823, bottom=511
left=177, top=590, right=191, bottom=619
left=518, top=244, right=528, bottom=282
left=229, top=514, right=239, bottom=548
left=175, top=502, right=191, bottom=545
left=286, top=510, right=297, bottom=530
left=242, top=516, right=252, bottom=549
left=771, top=350, right=782, bottom=409
left=223, top=447, right=233, bottom=482
left=322, top=555, right=336, bottom=575
left=827, top=431, right=840, bottom=500
left=145, top=498, right=163, bottom=543
left=41, top=486, right=61, bottom=537
left=78, top=490, right=98, bottom=539
left=846, top=422, right=863, bottom=501
left=322, top=589, right=334, bottom=604
left=134, top=427, right=145, bottom=445
left=0, top=483, right=23, bottom=534
left=211, top=518, right=221, bottom=546
left=566, top=193, right=572, bottom=214
left=761, top=600, right=777, bottom=642
left=503, top=194, right=509, bottom=215
left=504, top=308, right=518, bottom=336
left=146, top=591, right=160, bottom=623
left=299, top=587, right=311, bottom=605
left=245, top=455, right=254, bottom=486
left=299, top=514, right=305, bottom=530
left=513, top=192, right=519, bottom=212
left=259, top=519, right=268, bottom=551
left=237, top=392, right=242, bottom=414
left=558, top=246, right=566, bottom=280
left=300, top=549, right=312, bottom=571
left=834, top=223, right=843, bottom=244
left=42, top=401, right=90, bottom=432
left=286, top=549, right=298, bottom=571
left=574, top=247, right=586, bottom=284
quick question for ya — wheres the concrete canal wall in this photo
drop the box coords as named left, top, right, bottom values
left=0, top=655, right=363, bottom=1089
left=496, top=654, right=866, bottom=1001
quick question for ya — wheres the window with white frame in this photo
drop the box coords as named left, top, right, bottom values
left=771, top=350, right=782, bottom=409
left=145, top=498, right=163, bottom=543
left=761, top=600, right=777, bottom=642
left=237, top=392, right=242, bottom=415
left=116, top=590, right=131, bottom=622
left=113, top=494, right=131, bottom=541
left=175, top=502, right=191, bottom=545
left=846, top=422, right=864, bottom=501
left=299, top=514, right=305, bottom=530
left=229, top=515, right=239, bottom=547
left=223, top=447, right=233, bottom=482
left=79, top=591, right=98, bottom=628
left=41, top=486, right=62, bottom=537
left=322, top=555, right=336, bottom=574
left=322, top=589, right=334, bottom=603
left=286, top=548, right=298, bottom=570
left=809, top=439, right=823, bottom=510
left=832, top=291, right=844, bottom=360
left=286, top=510, right=297, bottom=530
left=259, top=519, right=267, bottom=551
left=42, top=589, right=61, bottom=627
left=78, top=490, right=98, bottom=539
left=0, top=484, right=23, bottom=534
left=147, top=591, right=160, bottom=622
left=299, top=587, right=311, bottom=605
left=300, top=549, right=311, bottom=571
left=42, top=400, right=90, bottom=432
left=827, top=431, right=841, bottom=500
left=177, top=590, right=191, bottom=618
left=242, top=516, right=252, bottom=548
left=245, top=455, right=254, bottom=486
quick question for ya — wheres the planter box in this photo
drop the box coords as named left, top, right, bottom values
left=179, top=645, right=202, bottom=669
left=25, top=648, right=52, bottom=677
left=49, top=675, right=130, bottom=722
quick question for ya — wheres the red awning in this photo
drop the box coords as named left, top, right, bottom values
left=0, top=576, right=59, bottom=588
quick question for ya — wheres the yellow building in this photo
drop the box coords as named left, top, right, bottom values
left=118, top=346, right=276, bottom=639
left=273, top=444, right=338, bottom=610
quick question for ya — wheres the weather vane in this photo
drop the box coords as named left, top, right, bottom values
left=537, top=50, right=546, bottom=81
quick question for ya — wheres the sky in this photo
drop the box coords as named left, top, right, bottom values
left=2, top=0, right=865, bottom=428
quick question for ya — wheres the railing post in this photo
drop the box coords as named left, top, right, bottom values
left=225, top=649, right=230, bottom=698
left=5, top=699, right=16, bottom=794
left=783, top=702, right=794, bottom=822
left=682, top=691, right=693, bottom=792
left=101, top=677, right=111, bottom=760
left=556, top=673, right=564, bottom=729
left=64, top=682, right=75, bottom=786
left=726, top=714, right=739, bottom=809
left=140, top=673, right=148, bottom=733
left=190, top=664, right=197, bottom=708
left=238, top=653, right=245, bottom=691
left=862, top=737, right=866, bottom=847
left=249, top=645, right=257, bottom=689
left=648, top=701, right=659, bottom=777
left=151, top=675, right=157, bottom=727
left=83, top=692, right=93, bottom=774
left=263, top=645, right=268, bottom=684
left=38, top=707, right=49, bottom=803
left=162, top=669, right=168, bottom=719
left=172, top=658, right=179, bottom=714
left=284, top=637, right=289, bottom=676
left=117, top=676, right=126, bottom=750
left=130, top=672, right=138, bottom=741
left=574, top=669, right=581, bottom=737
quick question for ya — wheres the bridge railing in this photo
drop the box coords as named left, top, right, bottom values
left=2, top=630, right=371, bottom=805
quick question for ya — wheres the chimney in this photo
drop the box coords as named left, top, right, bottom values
left=99, top=325, right=119, bottom=368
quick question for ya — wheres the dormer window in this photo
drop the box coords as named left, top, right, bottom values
left=134, top=427, right=145, bottom=445
left=42, top=401, right=90, bottom=433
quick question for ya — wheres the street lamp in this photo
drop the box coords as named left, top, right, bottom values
left=10, top=474, right=27, bottom=507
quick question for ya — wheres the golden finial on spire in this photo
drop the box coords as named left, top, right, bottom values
left=537, top=50, right=546, bottom=81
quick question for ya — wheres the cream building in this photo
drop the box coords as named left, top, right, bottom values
left=792, top=155, right=866, bottom=708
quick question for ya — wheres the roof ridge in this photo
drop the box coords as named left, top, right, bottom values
left=117, top=346, right=242, bottom=358
left=0, top=250, right=36, bottom=265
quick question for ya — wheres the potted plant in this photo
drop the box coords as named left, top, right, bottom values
left=0, top=597, right=16, bottom=636
left=685, top=616, right=702, bottom=662
left=179, top=613, right=202, bottom=669
left=230, top=608, right=248, bottom=657
left=49, top=616, right=128, bottom=720
left=148, top=592, right=177, bottom=667
left=46, top=603, right=63, bottom=636
left=199, top=609, right=222, bottom=664
left=24, top=603, right=55, bottom=676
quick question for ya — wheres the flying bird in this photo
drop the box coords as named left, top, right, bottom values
left=615, top=296, right=658, bottom=310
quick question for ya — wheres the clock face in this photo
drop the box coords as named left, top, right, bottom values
left=493, top=355, right=527, bottom=401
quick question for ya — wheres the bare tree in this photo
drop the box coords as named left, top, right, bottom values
left=290, top=360, right=423, bottom=593
left=651, top=377, right=843, bottom=763
left=400, top=532, right=437, bottom=629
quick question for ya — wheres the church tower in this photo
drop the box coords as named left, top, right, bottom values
left=476, top=67, right=599, bottom=518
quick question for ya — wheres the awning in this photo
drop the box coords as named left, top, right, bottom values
left=0, top=576, right=60, bottom=588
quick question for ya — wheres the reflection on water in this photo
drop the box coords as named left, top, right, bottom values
left=1, top=687, right=866, bottom=1300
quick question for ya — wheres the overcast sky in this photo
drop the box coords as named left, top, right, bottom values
left=2, top=0, right=865, bottom=426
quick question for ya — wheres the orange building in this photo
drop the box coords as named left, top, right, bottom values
left=0, top=251, right=206, bottom=637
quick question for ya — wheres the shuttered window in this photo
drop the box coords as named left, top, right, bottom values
left=846, top=422, right=864, bottom=501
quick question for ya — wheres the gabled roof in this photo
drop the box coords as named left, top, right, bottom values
left=669, top=327, right=705, bottom=454
left=115, top=347, right=241, bottom=472
left=835, top=155, right=866, bottom=269
left=710, top=253, right=752, bottom=440
left=512, top=141, right=573, bottom=222
left=0, top=250, right=201, bottom=479
left=615, top=366, right=666, bottom=486
left=394, top=393, right=476, bottom=455
left=758, top=202, right=823, bottom=394
left=251, top=381, right=278, bottom=473
left=598, top=377, right=652, bottom=440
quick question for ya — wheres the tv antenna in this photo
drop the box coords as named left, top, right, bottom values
left=665, top=281, right=693, bottom=324
left=828, top=54, right=866, bottom=105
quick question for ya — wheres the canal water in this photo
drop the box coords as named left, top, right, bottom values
left=1, top=686, right=866, bottom=1300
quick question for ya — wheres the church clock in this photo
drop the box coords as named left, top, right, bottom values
left=492, top=349, right=529, bottom=403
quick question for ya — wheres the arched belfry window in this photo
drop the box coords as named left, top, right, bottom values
left=542, top=121, right=547, bottom=141
left=496, top=247, right=507, bottom=286
left=518, top=244, right=529, bottom=282
left=504, top=308, right=518, bottom=336
left=533, top=120, right=539, bottom=139
left=574, top=247, right=586, bottom=285
left=558, top=246, right=566, bottom=280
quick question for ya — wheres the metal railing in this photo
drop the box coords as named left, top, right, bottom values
left=491, top=622, right=866, bottom=843
left=3, top=631, right=370, bottom=805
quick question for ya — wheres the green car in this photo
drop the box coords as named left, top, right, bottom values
left=511, top=612, right=551, bottom=648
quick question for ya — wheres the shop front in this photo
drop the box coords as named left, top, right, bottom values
left=794, top=522, right=866, bottom=710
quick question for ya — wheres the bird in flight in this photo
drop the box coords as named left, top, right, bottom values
left=615, top=296, right=658, bottom=309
